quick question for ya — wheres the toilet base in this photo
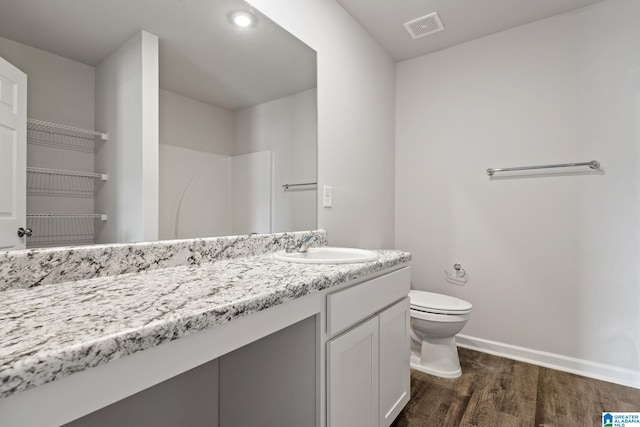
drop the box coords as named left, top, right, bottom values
left=410, top=336, right=462, bottom=379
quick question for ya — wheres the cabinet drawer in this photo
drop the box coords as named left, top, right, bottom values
left=327, top=267, right=410, bottom=336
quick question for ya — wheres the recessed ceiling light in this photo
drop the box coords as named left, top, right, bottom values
left=230, top=11, right=255, bottom=28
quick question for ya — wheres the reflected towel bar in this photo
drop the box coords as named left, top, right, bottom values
left=282, top=182, right=317, bottom=189
left=486, top=160, right=600, bottom=177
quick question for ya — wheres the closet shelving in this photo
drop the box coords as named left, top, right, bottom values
left=27, top=214, right=109, bottom=220
left=27, top=118, right=108, bottom=152
left=26, top=167, right=109, bottom=180
left=26, top=167, right=108, bottom=198
left=25, top=215, right=102, bottom=247
left=27, top=118, right=108, bottom=141
left=26, top=118, right=109, bottom=248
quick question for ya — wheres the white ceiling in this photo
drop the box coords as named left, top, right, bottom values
left=0, top=0, right=316, bottom=110
left=336, top=0, right=603, bottom=61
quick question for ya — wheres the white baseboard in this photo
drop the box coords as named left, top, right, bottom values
left=456, top=334, right=640, bottom=389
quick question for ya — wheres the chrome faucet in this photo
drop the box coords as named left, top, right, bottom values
left=286, top=235, right=314, bottom=253
left=297, top=235, right=314, bottom=253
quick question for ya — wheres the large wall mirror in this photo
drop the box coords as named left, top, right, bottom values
left=0, top=0, right=317, bottom=250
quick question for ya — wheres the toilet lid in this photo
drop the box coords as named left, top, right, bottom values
left=409, top=290, right=472, bottom=315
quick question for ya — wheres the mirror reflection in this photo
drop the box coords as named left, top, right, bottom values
left=0, top=0, right=317, bottom=250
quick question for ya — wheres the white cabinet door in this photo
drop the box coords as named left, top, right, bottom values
left=328, top=316, right=379, bottom=427
left=379, top=298, right=410, bottom=426
left=0, top=55, right=27, bottom=250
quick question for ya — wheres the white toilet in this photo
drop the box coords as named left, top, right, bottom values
left=409, top=290, right=472, bottom=379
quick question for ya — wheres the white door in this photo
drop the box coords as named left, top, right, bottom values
left=0, top=56, right=27, bottom=250
left=327, top=316, right=379, bottom=427
left=379, top=298, right=411, bottom=426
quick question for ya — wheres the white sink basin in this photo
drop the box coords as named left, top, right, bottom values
left=273, top=247, right=379, bottom=264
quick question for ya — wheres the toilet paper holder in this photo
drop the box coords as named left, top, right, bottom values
left=444, top=263, right=467, bottom=285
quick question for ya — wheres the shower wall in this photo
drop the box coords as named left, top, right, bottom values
left=159, top=88, right=314, bottom=239
left=235, top=89, right=317, bottom=233
left=158, top=90, right=234, bottom=240
left=396, top=0, right=640, bottom=387
left=159, top=144, right=232, bottom=239
left=158, top=145, right=272, bottom=239
left=230, top=151, right=272, bottom=235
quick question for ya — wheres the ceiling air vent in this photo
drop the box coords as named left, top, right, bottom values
left=404, top=12, right=444, bottom=39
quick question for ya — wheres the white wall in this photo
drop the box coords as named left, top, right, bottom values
left=234, top=89, right=317, bottom=233
left=159, top=89, right=235, bottom=156
left=95, top=31, right=159, bottom=244
left=396, top=0, right=640, bottom=384
left=0, top=37, right=94, bottom=129
left=247, top=0, right=396, bottom=248
left=141, top=32, right=159, bottom=243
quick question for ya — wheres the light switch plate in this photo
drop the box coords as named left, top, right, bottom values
left=323, top=185, right=332, bottom=208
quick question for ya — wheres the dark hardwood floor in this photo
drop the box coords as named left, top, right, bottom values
left=392, top=348, right=640, bottom=427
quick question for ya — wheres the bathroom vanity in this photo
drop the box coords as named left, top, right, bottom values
left=0, top=231, right=411, bottom=426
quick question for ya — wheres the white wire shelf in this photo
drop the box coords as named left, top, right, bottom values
left=27, top=119, right=108, bottom=141
left=26, top=215, right=99, bottom=248
left=26, top=214, right=108, bottom=221
left=26, top=167, right=108, bottom=181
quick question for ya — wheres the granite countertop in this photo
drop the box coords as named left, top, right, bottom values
left=0, top=250, right=410, bottom=399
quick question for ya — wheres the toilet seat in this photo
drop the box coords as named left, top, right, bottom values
left=410, top=308, right=470, bottom=322
left=409, top=290, right=472, bottom=315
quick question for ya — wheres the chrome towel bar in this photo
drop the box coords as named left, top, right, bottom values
left=282, top=182, right=317, bottom=189
left=487, top=160, right=600, bottom=177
